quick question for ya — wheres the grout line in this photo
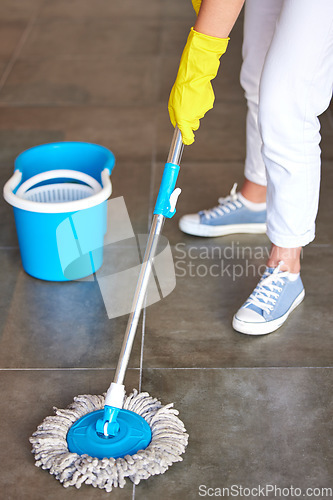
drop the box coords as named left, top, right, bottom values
left=0, top=366, right=331, bottom=371
left=0, top=367, right=138, bottom=371
left=0, top=16, right=37, bottom=94
left=0, top=54, right=164, bottom=62
left=309, top=243, right=332, bottom=247
left=0, top=101, right=179, bottom=108
left=137, top=366, right=333, bottom=370
left=0, top=99, right=246, bottom=107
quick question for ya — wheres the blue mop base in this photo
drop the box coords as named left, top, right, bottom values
left=67, top=408, right=152, bottom=459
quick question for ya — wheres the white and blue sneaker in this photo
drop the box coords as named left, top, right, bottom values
left=179, top=183, right=267, bottom=237
left=232, top=262, right=305, bottom=335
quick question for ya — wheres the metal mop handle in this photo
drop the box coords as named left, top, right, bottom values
left=114, top=127, right=184, bottom=385
left=98, top=127, right=184, bottom=435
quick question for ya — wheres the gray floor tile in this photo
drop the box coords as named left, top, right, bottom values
left=0, top=106, right=157, bottom=164
left=0, top=182, right=20, bottom=248
left=159, top=18, right=194, bottom=56
left=0, top=56, right=159, bottom=106
left=0, top=60, right=9, bottom=80
left=110, top=160, right=152, bottom=234
left=303, top=243, right=333, bottom=295
left=316, top=160, right=333, bottom=245
left=0, top=368, right=139, bottom=499
left=0, top=129, right=66, bottom=170
left=1, top=0, right=43, bottom=21
left=0, top=20, right=28, bottom=59
left=142, top=243, right=332, bottom=368
left=20, top=18, right=161, bottom=58
left=39, top=0, right=162, bottom=20
left=0, top=247, right=144, bottom=369
left=162, top=0, right=196, bottom=20
left=160, top=8, right=243, bottom=57
left=0, top=249, right=20, bottom=314
left=137, top=368, right=333, bottom=500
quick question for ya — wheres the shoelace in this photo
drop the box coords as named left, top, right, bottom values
left=244, top=262, right=289, bottom=315
left=200, top=183, right=242, bottom=220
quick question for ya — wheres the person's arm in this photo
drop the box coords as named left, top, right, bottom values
left=194, top=0, right=245, bottom=38
left=168, top=0, right=245, bottom=145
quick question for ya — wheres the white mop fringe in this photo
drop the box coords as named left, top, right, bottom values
left=29, top=390, right=189, bottom=492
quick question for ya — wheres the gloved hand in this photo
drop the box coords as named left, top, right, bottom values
left=168, top=28, right=229, bottom=145
left=191, top=0, right=202, bottom=15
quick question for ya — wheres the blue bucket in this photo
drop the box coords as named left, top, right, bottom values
left=3, top=142, right=115, bottom=281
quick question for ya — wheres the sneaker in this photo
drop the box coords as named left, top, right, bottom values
left=179, top=184, right=267, bottom=237
left=232, top=262, right=305, bottom=335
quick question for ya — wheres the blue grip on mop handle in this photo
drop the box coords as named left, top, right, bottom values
left=153, top=162, right=180, bottom=218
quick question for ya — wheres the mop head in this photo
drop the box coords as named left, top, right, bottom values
left=29, top=390, right=189, bottom=492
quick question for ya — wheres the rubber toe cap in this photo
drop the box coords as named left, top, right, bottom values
left=234, top=307, right=266, bottom=323
left=179, top=213, right=200, bottom=228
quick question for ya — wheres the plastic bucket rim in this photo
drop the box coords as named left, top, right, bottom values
left=14, top=140, right=115, bottom=175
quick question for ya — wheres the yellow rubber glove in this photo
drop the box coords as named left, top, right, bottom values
left=168, top=28, right=229, bottom=145
left=191, top=0, right=202, bottom=15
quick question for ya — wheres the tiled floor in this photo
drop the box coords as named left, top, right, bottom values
left=0, top=1, right=332, bottom=499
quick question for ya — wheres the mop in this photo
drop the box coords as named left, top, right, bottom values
left=30, top=128, right=189, bottom=492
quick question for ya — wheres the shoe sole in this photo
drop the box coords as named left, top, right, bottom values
left=232, top=289, right=305, bottom=336
left=179, top=219, right=267, bottom=237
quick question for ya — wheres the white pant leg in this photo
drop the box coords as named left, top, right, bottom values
left=240, top=0, right=283, bottom=186
left=259, top=0, right=333, bottom=248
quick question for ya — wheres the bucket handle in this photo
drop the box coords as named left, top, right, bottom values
left=16, top=169, right=102, bottom=197
left=3, top=168, right=112, bottom=214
